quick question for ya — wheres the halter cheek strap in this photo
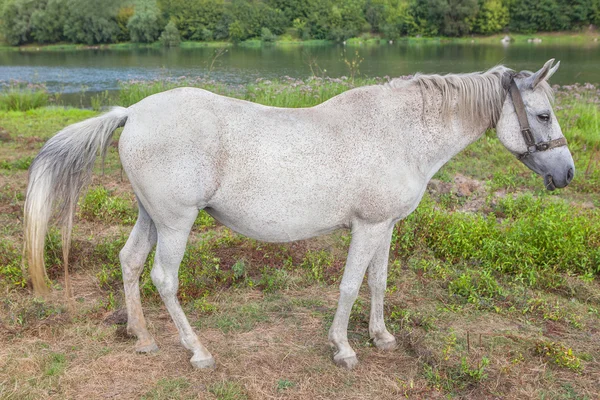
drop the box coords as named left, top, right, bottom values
left=509, top=79, right=567, bottom=160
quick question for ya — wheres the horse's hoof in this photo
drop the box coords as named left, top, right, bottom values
left=135, top=340, right=159, bottom=353
left=191, top=355, right=216, bottom=369
left=333, top=354, right=359, bottom=369
left=374, top=334, right=397, bottom=351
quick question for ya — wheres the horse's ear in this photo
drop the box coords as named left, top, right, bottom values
left=529, top=59, right=559, bottom=88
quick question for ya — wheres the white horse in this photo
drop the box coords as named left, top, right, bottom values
left=24, top=60, right=574, bottom=369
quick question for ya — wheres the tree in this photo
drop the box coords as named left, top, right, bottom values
left=473, top=0, right=508, bottom=34
left=30, top=0, right=65, bottom=43
left=158, top=0, right=224, bottom=40
left=116, top=6, right=134, bottom=41
left=228, top=19, right=245, bottom=42
left=62, top=0, right=122, bottom=44
left=407, top=0, right=449, bottom=36
left=441, top=0, right=478, bottom=36
left=128, top=0, right=162, bottom=43
left=1, top=0, right=44, bottom=45
left=159, top=19, right=180, bottom=46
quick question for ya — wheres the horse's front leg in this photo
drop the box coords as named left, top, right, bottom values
left=367, top=227, right=397, bottom=350
left=329, top=220, right=392, bottom=369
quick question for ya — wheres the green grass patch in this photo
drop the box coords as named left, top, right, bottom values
left=395, top=194, right=600, bottom=285
left=0, top=238, right=26, bottom=289
left=0, top=82, right=49, bottom=111
left=44, top=352, right=66, bottom=377
left=78, top=186, right=136, bottom=224
left=0, top=156, right=33, bottom=170
left=141, top=378, right=192, bottom=400
left=209, top=381, right=248, bottom=400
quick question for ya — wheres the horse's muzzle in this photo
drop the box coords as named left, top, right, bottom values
left=519, top=146, right=575, bottom=191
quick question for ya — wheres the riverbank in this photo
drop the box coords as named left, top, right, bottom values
left=1, top=78, right=599, bottom=398
left=2, top=31, right=598, bottom=53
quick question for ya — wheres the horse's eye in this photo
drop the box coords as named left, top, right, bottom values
left=538, top=113, right=550, bottom=122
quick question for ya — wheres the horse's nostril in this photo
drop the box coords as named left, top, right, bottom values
left=567, top=168, right=574, bottom=184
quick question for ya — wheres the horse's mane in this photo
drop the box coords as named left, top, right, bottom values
left=387, top=66, right=554, bottom=129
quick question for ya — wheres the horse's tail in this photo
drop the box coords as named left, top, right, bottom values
left=23, top=107, right=129, bottom=295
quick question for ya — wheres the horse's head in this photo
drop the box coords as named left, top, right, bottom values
left=496, top=59, right=575, bottom=190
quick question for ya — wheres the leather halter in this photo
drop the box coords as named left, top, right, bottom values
left=509, top=79, right=567, bottom=160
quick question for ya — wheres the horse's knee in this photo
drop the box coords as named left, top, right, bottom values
left=150, top=266, right=177, bottom=297
left=339, top=282, right=360, bottom=300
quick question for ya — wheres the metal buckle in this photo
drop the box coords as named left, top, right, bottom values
left=522, top=128, right=534, bottom=146
left=536, top=142, right=549, bottom=151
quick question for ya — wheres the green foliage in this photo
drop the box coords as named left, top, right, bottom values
left=62, top=0, right=122, bottom=44
left=44, top=352, right=66, bottom=377
left=141, top=378, right=191, bottom=400
left=300, top=250, right=333, bottom=283
left=208, top=381, right=247, bottom=400
left=30, top=0, right=65, bottom=43
left=79, top=186, right=136, bottom=224
left=158, top=0, right=225, bottom=40
left=261, top=27, right=276, bottom=42
left=127, top=0, right=162, bottom=43
left=0, top=156, right=33, bottom=170
left=0, top=0, right=42, bottom=45
left=535, top=341, right=583, bottom=372
left=276, top=379, right=295, bottom=391
left=441, top=0, right=479, bottom=36
left=159, top=20, right=180, bottom=46
left=395, top=193, right=600, bottom=290
left=0, top=239, right=26, bottom=289
left=2, top=0, right=599, bottom=46
left=0, top=82, right=49, bottom=111
left=472, top=0, right=508, bottom=34
left=423, top=355, right=490, bottom=392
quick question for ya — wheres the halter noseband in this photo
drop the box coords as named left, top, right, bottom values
left=508, top=78, right=567, bottom=160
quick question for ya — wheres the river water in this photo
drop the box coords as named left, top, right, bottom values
left=1, top=41, right=599, bottom=96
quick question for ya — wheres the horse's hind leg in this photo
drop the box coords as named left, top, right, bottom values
left=150, top=208, right=215, bottom=369
left=367, top=227, right=397, bottom=351
left=120, top=201, right=158, bottom=353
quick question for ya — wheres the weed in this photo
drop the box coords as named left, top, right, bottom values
left=389, top=306, right=437, bottom=332
left=194, top=210, right=216, bottom=230
left=258, top=266, right=292, bottom=293
left=231, top=259, right=246, bottom=280
left=0, top=81, right=49, bottom=111
left=276, top=379, right=295, bottom=391
left=534, top=340, right=583, bottom=373
left=141, top=378, right=192, bottom=400
left=79, top=186, right=136, bottom=224
left=300, top=250, right=334, bottom=283
left=0, top=239, right=26, bottom=289
left=210, top=302, right=269, bottom=333
left=192, top=295, right=217, bottom=315
left=44, top=352, right=66, bottom=377
left=209, top=381, right=247, bottom=400
left=423, top=355, right=490, bottom=393
left=0, top=156, right=33, bottom=170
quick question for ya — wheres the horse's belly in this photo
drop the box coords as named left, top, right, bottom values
left=204, top=206, right=348, bottom=243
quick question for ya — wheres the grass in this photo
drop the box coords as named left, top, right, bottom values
left=0, top=78, right=599, bottom=398
left=0, top=82, right=50, bottom=111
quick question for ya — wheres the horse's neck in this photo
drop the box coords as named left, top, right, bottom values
left=396, top=85, right=491, bottom=182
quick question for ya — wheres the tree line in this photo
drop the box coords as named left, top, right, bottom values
left=1, top=0, right=599, bottom=46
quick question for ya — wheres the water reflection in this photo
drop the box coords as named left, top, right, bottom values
left=0, top=42, right=598, bottom=94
